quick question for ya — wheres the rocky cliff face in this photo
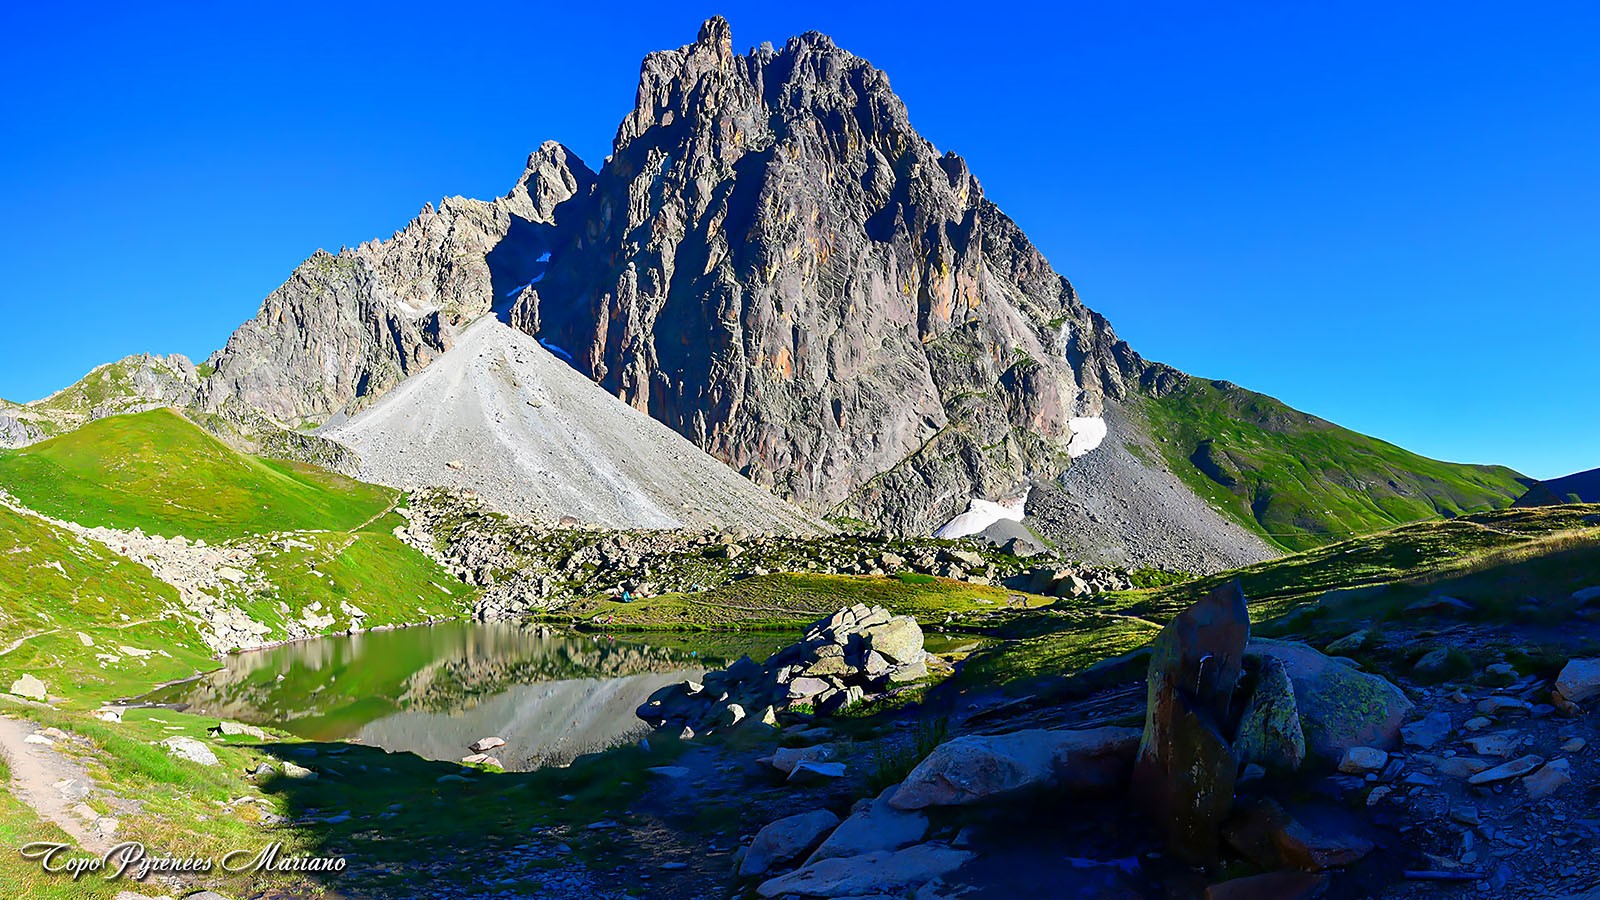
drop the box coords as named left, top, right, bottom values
left=517, top=18, right=1144, bottom=533
left=199, top=142, right=593, bottom=426
left=197, top=19, right=1143, bottom=537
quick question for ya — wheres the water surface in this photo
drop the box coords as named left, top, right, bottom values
left=145, top=623, right=783, bottom=770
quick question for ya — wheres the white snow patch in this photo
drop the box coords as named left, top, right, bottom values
left=934, top=496, right=1026, bottom=540
left=1066, top=416, right=1107, bottom=458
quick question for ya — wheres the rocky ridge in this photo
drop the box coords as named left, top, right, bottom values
left=1, top=353, right=199, bottom=447
left=393, top=487, right=1147, bottom=621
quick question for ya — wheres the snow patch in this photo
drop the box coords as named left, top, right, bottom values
left=1066, top=416, right=1107, bottom=458
left=539, top=339, right=574, bottom=362
left=934, top=496, right=1026, bottom=540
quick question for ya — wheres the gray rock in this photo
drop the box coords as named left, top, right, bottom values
left=1523, top=758, right=1571, bottom=799
left=1336, top=747, right=1387, bottom=775
left=1467, top=754, right=1543, bottom=785
left=8, top=674, right=46, bottom=701
left=1247, top=638, right=1414, bottom=762
left=808, top=785, right=929, bottom=863
left=891, top=726, right=1139, bottom=810
left=1555, top=658, right=1600, bottom=703
left=756, top=843, right=973, bottom=899
left=1401, top=712, right=1452, bottom=750
left=739, top=809, right=841, bottom=878
left=787, top=761, right=846, bottom=783
left=159, top=737, right=219, bottom=767
left=767, top=745, right=836, bottom=776
left=864, top=617, right=924, bottom=666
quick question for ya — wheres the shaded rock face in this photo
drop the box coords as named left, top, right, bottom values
left=201, top=143, right=593, bottom=426
left=0, top=412, right=43, bottom=448
left=506, top=18, right=1147, bottom=533
left=1132, top=580, right=1250, bottom=865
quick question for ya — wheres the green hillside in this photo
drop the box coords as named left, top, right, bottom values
left=960, top=503, right=1600, bottom=687
left=0, top=503, right=214, bottom=704
left=0, top=408, right=394, bottom=539
left=1135, top=378, right=1528, bottom=551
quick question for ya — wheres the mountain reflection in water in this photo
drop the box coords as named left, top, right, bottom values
left=143, top=622, right=779, bottom=771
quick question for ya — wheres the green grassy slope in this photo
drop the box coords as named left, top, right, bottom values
left=548, top=572, right=1054, bottom=631
left=0, top=408, right=393, bottom=539
left=959, top=504, right=1600, bottom=687
left=1134, top=378, right=1528, bottom=551
left=0, top=503, right=215, bottom=706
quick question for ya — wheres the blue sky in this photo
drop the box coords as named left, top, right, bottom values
left=1, top=2, right=1594, bottom=479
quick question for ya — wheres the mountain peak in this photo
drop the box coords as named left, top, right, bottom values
left=696, top=15, right=733, bottom=58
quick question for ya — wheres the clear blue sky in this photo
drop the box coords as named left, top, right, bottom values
left=1, top=2, right=1594, bottom=479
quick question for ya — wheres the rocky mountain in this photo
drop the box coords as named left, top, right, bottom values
left=320, top=316, right=819, bottom=534
left=161, top=18, right=1524, bottom=566
left=197, top=142, right=593, bottom=427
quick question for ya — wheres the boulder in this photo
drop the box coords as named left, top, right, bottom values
left=890, top=726, right=1139, bottom=810
left=807, top=785, right=929, bottom=863
left=1336, top=747, right=1387, bottom=775
left=756, top=844, right=973, bottom=899
left=1523, top=758, right=1571, bottom=799
left=159, top=737, right=219, bottom=767
left=1400, top=712, right=1452, bottom=750
left=766, top=744, right=836, bottom=776
left=8, top=674, right=46, bottom=701
left=865, top=617, right=924, bottom=665
left=1132, top=581, right=1250, bottom=865
left=469, top=736, right=507, bottom=753
left=212, top=721, right=268, bottom=740
left=1555, top=658, right=1600, bottom=704
left=1246, top=638, right=1413, bottom=762
left=739, top=809, right=841, bottom=878
left=1234, top=655, right=1305, bottom=773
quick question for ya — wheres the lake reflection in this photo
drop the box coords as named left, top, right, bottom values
left=143, top=623, right=776, bottom=771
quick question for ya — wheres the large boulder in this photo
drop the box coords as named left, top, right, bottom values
left=1132, top=580, right=1250, bottom=865
left=889, top=726, right=1139, bottom=810
left=1555, top=658, right=1600, bottom=704
left=159, top=736, right=219, bottom=767
left=1247, top=639, right=1414, bottom=762
left=739, top=809, right=840, bottom=878
left=8, top=674, right=47, bottom=701
left=755, top=843, right=973, bottom=899
left=807, top=785, right=929, bottom=862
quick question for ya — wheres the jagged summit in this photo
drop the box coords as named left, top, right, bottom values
left=178, top=18, right=1523, bottom=566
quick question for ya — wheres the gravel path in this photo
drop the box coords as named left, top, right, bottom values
left=321, top=317, right=818, bottom=535
left=0, top=713, right=112, bottom=853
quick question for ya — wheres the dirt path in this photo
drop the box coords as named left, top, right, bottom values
left=0, top=714, right=112, bottom=853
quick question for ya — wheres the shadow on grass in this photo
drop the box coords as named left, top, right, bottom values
left=246, top=735, right=688, bottom=898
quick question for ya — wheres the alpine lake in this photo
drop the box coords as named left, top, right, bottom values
left=140, top=623, right=789, bottom=771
